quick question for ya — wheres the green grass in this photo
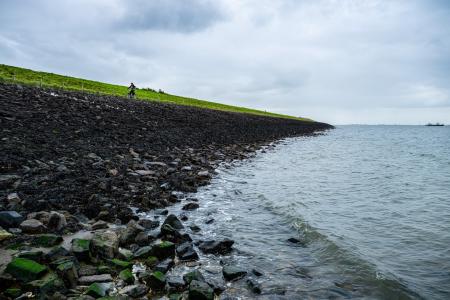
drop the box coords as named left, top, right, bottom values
left=0, top=64, right=313, bottom=121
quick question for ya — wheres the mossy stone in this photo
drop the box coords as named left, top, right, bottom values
left=169, top=293, right=182, bottom=300
left=152, top=241, right=175, bottom=259
left=71, top=238, right=91, bottom=261
left=109, top=258, right=132, bottom=269
left=32, top=234, right=63, bottom=247
left=85, top=282, right=110, bottom=298
left=189, top=280, right=214, bottom=300
left=144, top=256, right=158, bottom=267
left=119, top=269, right=134, bottom=284
left=148, top=271, right=166, bottom=289
left=5, top=288, right=22, bottom=298
left=97, top=265, right=112, bottom=274
left=5, top=258, right=47, bottom=282
left=133, top=246, right=152, bottom=259
left=26, top=272, right=65, bottom=295
left=17, top=250, right=44, bottom=262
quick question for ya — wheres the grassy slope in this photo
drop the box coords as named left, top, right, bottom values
left=0, top=64, right=312, bottom=121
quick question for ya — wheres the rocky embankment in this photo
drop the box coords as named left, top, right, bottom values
left=0, top=83, right=332, bottom=299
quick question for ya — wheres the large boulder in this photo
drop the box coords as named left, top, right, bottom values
left=119, top=220, right=145, bottom=245
left=5, top=258, right=48, bottom=282
left=0, top=211, right=24, bottom=228
left=90, top=230, right=119, bottom=259
left=152, top=241, right=175, bottom=260
left=162, top=214, right=184, bottom=230
left=176, top=242, right=199, bottom=261
left=20, top=219, right=46, bottom=233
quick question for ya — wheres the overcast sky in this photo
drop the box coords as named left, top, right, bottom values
left=1, top=0, right=449, bottom=124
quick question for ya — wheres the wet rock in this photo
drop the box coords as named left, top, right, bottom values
left=144, top=256, right=158, bottom=267
left=78, top=274, right=113, bottom=285
left=48, top=211, right=67, bottom=231
left=78, top=264, right=97, bottom=277
left=119, top=284, right=148, bottom=297
left=252, top=269, right=264, bottom=277
left=138, top=219, right=159, bottom=229
left=90, top=230, right=119, bottom=259
left=91, top=220, right=108, bottom=230
left=198, top=239, right=234, bottom=255
left=56, top=260, right=78, bottom=288
left=182, top=202, right=199, bottom=210
left=147, top=271, right=166, bottom=290
left=0, top=211, right=24, bottom=228
left=154, top=258, right=174, bottom=273
left=85, top=282, right=111, bottom=298
left=152, top=241, right=175, bottom=259
left=205, top=218, right=214, bottom=224
left=222, top=266, right=247, bottom=281
left=0, top=174, right=21, bottom=189
left=71, top=239, right=91, bottom=261
left=246, top=278, right=262, bottom=294
left=189, top=225, right=201, bottom=232
left=44, top=246, right=69, bottom=262
left=20, top=219, right=46, bottom=233
left=189, top=280, right=214, bottom=300
left=166, top=276, right=187, bottom=292
left=179, top=213, right=188, bottom=221
left=176, top=242, right=199, bottom=261
left=133, top=246, right=152, bottom=259
left=134, top=231, right=150, bottom=246
left=287, top=237, right=305, bottom=246
left=32, top=234, right=63, bottom=247
left=162, top=214, right=184, bottom=229
left=119, top=269, right=134, bottom=284
left=183, top=270, right=205, bottom=285
left=5, top=258, right=48, bottom=282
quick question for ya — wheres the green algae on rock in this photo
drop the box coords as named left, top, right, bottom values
left=5, top=257, right=47, bottom=282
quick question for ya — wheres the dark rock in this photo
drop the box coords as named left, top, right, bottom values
left=183, top=270, right=205, bottom=285
left=119, top=220, right=145, bottom=245
left=119, top=269, right=134, bottom=284
left=56, top=260, right=78, bottom=288
left=198, top=239, right=234, bottom=255
left=182, top=202, right=199, bottom=210
left=166, top=276, right=187, bottom=292
left=44, top=246, right=70, bottom=262
left=119, top=284, right=148, bottom=297
left=189, top=225, right=201, bottom=232
left=252, top=269, right=264, bottom=277
left=71, top=239, right=91, bottom=261
left=17, top=250, right=44, bottom=262
left=152, top=241, right=175, bottom=259
left=91, top=220, right=108, bottom=230
left=137, top=219, right=159, bottom=229
left=222, top=266, right=247, bottom=281
left=189, top=280, right=214, bottom=300
left=179, top=213, right=188, bottom=221
left=154, top=258, right=174, bottom=273
left=205, top=218, right=214, bottom=224
left=47, top=211, right=67, bottom=231
left=162, top=214, right=184, bottom=229
left=176, top=242, right=199, bottom=261
left=32, top=234, right=63, bottom=247
left=246, top=278, right=262, bottom=294
left=147, top=271, right=166, bottom=290
left=134, top=231, right=149, bottom=246
left=287, top=237, right=305, bottom=246
left=0, top=211, right=24, bottom=228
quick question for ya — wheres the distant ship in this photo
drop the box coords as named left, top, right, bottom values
left=426, top=123, right=445, bottom=126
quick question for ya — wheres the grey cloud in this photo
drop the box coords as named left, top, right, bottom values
left=116, top=0, right=226, bottom=33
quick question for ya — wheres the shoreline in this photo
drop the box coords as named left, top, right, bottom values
left=0, top=83, right=332, bottom=299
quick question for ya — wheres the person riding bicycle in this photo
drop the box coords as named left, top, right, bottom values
left=128, top=82, right=136, bottom=98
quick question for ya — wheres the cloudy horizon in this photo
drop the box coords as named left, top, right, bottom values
left=1, top=0, right=449, bottom=125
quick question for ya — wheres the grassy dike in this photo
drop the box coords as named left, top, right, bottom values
left=0, top=64, right=312, bottom=121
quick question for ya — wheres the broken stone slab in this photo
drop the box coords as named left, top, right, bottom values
left=78, top=274, right=113, bottom=285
